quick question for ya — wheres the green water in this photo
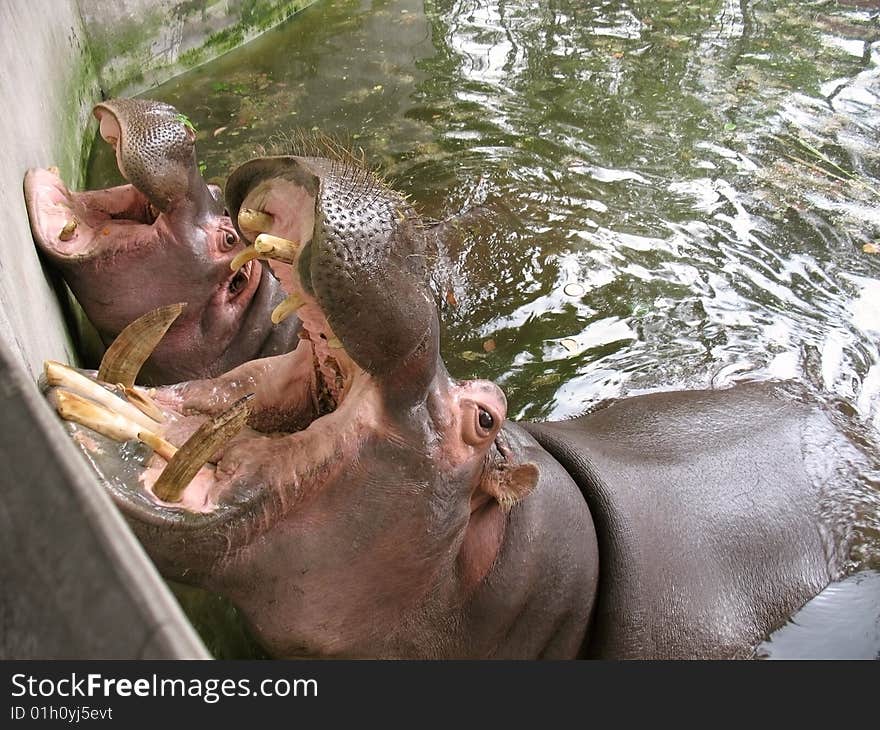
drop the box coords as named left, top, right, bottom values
left=87, top=1, right=880, bottom=568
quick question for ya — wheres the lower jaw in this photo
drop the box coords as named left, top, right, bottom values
left=137, top=334, right=360, bottom=516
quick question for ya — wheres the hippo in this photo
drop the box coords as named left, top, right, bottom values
left=24, top=99, right=472, bottom=386
left=24, top=98, right=308, bottom=383
left=44, top=154, right=869, bottom=659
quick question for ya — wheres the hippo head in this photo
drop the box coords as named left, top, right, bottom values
left=24, top=99, right=298, bottom=383
left=45, top=156, right=596, bottom=658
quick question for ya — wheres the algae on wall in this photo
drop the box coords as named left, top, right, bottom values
left=78, top=0, right=311, bottom=97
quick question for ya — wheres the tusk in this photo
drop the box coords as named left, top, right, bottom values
left=98, top=302, right=186, bottom=388
left=271, top=292, right=305, bottom=325
left=59, top=219, right=77, bottom=241
left=55, top=389, right=177, bottom=461
left=327, top=337, right=344, bottom=350
left=255, top=233, right=300, bottom=264
left=230, top=244, right=264, bottom=272
left=238, top=207, right=274, bottom=236
left=45, top=360, right=161, bottom=430
left=151, top=394, right=253, bottom=503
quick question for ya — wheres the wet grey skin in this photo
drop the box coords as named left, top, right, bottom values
left=24, top=99, right=300, bottom=384
left=50, top=155, right=870, bottom=659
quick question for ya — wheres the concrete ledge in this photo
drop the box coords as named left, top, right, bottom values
left=0, top=341, right=208, bottom=658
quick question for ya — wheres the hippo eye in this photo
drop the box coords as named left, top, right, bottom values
left=478, top=408, right=494, bottom=431
left=221, top=231, right=238, bottom=251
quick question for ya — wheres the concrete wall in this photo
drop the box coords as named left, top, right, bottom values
left=80, top=0, right=309, bottom=96
left=0, top=0, right=95, bottom=380
left=0, top=0, right=309, bottom=658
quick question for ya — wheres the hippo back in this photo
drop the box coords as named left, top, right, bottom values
left=524, top=381, right=857, bottom=659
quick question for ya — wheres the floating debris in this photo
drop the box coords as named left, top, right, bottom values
left=559, top=338, right=579, bottom=354
left=531, top=373, right=561, bottom=387
left=459, top=350, right=487, bottom=362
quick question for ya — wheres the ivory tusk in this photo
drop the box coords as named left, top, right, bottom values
left=45, top=360, right=161, bottom=431
left=151, top=394, right=253, bottom=503
left=97, top=302, right=186, bottom=388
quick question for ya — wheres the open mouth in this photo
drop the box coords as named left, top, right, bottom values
left=43, top=225, right=368, bottom=533
left=24, top=167, right=159, bottom=261
left=38, top=149, right=437, bottom=570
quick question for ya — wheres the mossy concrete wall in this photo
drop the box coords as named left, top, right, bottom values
left=80, top=0, right=309, bottom=96
left=0, top=0, right=309, bottom=658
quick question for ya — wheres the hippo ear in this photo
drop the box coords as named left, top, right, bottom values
left=481, top=461, right=539, bottom=511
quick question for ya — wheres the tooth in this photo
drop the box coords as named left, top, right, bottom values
left=44, top=360, right=161, bottom=431
left=121, top=386, right=165, bottom=423
left=97, top=302, right=186, bottom=388
left=136, top=429, right=178, bottom=462
left=55, top=389, right=176, bottom=460
left=230, top=245, right=263, bottom=272
left=151, top=394, right=253, bottom=503
left=271, top=292, right=304, bottom=324
left=48, top=166, right=60, bottom=176
left=327, top=337, right=344, bottom=349
left=55, top=389, right=140, bottom=441
left=255, top=233, right=300, bottom=264
left=238, top=207, right=274, bottom=236
left=59, top=219, right=77, bottom=241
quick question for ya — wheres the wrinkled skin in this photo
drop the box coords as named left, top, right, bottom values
left=24, top=99, right=300, bottom=384
left=50, top=156, right=866, bottom=659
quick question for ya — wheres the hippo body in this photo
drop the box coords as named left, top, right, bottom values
left=40, top=148, right=869, bottom=660
left=525, top=382, right=845, bottom=659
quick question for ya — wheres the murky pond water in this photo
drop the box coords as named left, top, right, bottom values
left=87, top=0, right=880, bottom=650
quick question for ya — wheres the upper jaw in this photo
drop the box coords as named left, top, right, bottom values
left=93, top=98, right=209, bottom=217
left=24, top=167, right=157, bottom=262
